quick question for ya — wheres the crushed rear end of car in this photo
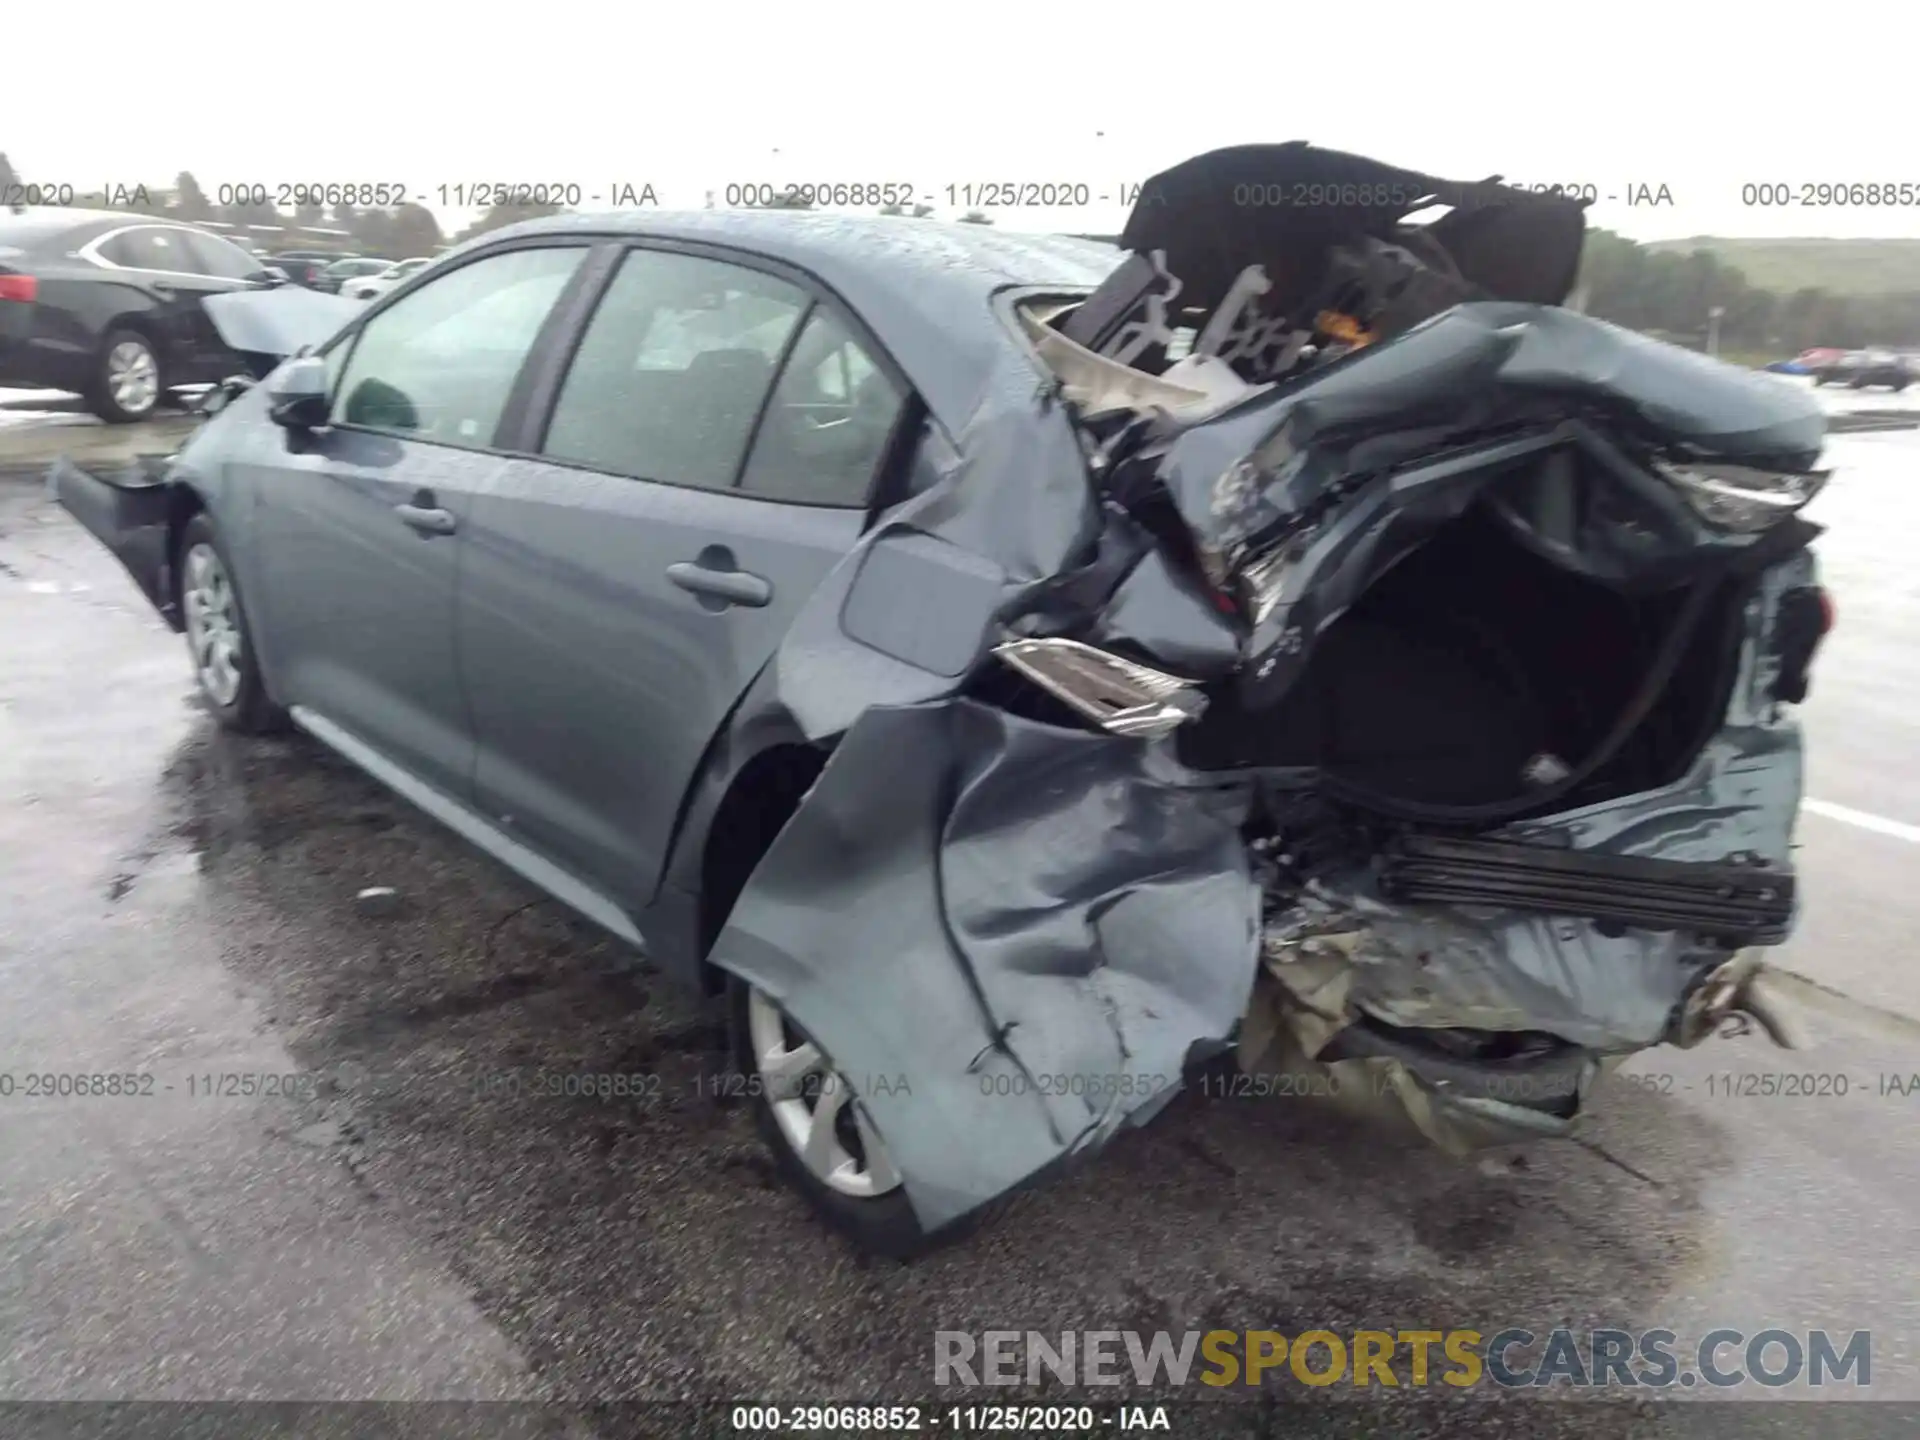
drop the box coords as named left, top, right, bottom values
left=704, top=143, right=1833, bottom=1238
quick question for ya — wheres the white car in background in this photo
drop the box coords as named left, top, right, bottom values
left=341, top=256, right=434, bottom=301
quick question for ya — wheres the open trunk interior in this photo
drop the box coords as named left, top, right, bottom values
left=1178, top=503, right=1751, bottom=816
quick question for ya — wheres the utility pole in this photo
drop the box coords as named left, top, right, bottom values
left=1708, top=305, right=1725, bottom=358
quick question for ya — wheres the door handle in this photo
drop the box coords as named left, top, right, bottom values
left=395, top=503, right=457, bottom=536
left=667, top=550, right=771, bottom=608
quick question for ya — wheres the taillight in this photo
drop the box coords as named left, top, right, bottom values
left=0, top=273, right=37, bottom=303
left=1816, top=586, right=1835, bottom=634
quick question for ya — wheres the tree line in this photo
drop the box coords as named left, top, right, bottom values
left=1577, top=228, right=1917, bottom=354
left=0, top=151, right=1905, bottom=350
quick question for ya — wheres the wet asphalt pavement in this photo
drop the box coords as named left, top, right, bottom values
left=1, top=384, right=1918, bottom=1436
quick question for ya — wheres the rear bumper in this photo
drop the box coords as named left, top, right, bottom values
left=0, top=333, right=94, bottom=395
left=46, top=453, right=183, bottom=627
left=1379, top=832, right=1796, bottom=945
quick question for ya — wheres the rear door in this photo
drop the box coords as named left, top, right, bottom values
left=86, top=225, right=217, bottom=377
left=456, top=242, right=912, bottom=912
left=242, top=241, right=593, bottom=801
left=180, top=228, right=274, bottom=371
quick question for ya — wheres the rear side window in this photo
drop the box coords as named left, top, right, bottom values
left=737, top=308, right=906, bottom=506
left=540, top=249, right=807, bottom=491
left=330, top=245, right=584, bottom=447
left=97, top=227, right=196, bottom=272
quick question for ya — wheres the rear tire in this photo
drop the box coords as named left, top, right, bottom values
left=90, top=328, right=163, bottom=423
left=177, top=513, right=285, bottom=734
left=729, top=976, right=975, bottom=1260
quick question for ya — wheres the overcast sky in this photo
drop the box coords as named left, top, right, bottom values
left=7, top=1, right=1917, bottom=243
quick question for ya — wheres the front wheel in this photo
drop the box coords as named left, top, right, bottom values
left=177, top=513, right=285, bottom=733
left=729, top=977, right=947, bottom=1259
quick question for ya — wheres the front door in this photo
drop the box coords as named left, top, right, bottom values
left=242, top=242, right=591, bottom=801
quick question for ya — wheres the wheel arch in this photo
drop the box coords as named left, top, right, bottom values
left=692, top=739, right=830, bottom=994
left=157, top=483, right=212, bottom=627
left=99, top=310, right=168, bottom=367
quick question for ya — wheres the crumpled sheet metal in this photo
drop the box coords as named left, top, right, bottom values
left=1261, top=880, right=1701, bottom=1051
left=1249, top=550, right=1811, bottom=1057
left=705, top=289, right=1817, bottom=1227
left=705, top=699, right=1260, bottom=1231
left=1142, top=302, right=1827, bottom=705
left=1237, top=972, right=1582, bottom=1154
left=767, top=377, right=1107, bottom=742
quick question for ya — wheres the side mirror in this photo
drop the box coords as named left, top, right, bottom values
left=267, top=355, right=331, bottom=430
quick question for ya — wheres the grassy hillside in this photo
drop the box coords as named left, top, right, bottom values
left=1643, top=238, right=1920, bottom=297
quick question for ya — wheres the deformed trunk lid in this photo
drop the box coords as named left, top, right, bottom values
left=1120, top=141, right=1589, bottom=315
left=1131, top=301, right=1826, bottom=709
left=202, top=286, right=361, bottom=372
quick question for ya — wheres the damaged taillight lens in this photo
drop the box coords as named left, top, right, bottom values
left=1652, top=458, right=1828, bottom=532
left=993, top=638, right=1207, bottom=739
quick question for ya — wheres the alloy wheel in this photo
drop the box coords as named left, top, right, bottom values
left=745, top=985, right=903, bottom=1199
left=181, top=543, right=243, bottom=707
left=107, top=340, right=159, bottom=416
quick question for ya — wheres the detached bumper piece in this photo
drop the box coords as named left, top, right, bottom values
left=1378, top=832, right=1796, bottom=943
left=46, top=453, right=182, bottom=626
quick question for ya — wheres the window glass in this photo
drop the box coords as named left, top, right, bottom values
left=98, top=227, right=197, bottom=272
left=738, top=309, right=906, bottom=505
left=330, top=245, right=583, bottom=446
left=541, top=249, right=806, bottom=490
left=184, top=229, right=262, bottom=280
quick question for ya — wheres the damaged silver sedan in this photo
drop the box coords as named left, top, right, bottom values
left=51, top=143, right=1833, bottom=1258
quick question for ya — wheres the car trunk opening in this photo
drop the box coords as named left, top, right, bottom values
left=1178, top=501, right=1748, bottom=817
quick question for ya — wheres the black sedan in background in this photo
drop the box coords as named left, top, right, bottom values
left=0, top=208, right=284, bottom=420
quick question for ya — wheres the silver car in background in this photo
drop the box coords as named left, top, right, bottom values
left=343, top=255, right=435, bottom=301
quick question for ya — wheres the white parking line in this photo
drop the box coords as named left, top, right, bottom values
left=1802, top=798, right=1920, bottom=845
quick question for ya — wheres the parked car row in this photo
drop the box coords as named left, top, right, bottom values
left=1772, top=346, right=1913, bottom=389
left=257, top=250, right=357, bottom=288
left=1810, top=348, right=1912, bottom=391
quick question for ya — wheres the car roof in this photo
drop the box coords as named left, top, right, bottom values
left=469, top=210, right=1121, bottom=430
left=0, top=207, right=198, bottom=247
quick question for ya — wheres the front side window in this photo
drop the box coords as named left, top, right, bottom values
left=330, top=245, right=584, bottom=446
left=540, top=248, right=807, bottom=490
left=737, top=309, right=907, bottom=505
